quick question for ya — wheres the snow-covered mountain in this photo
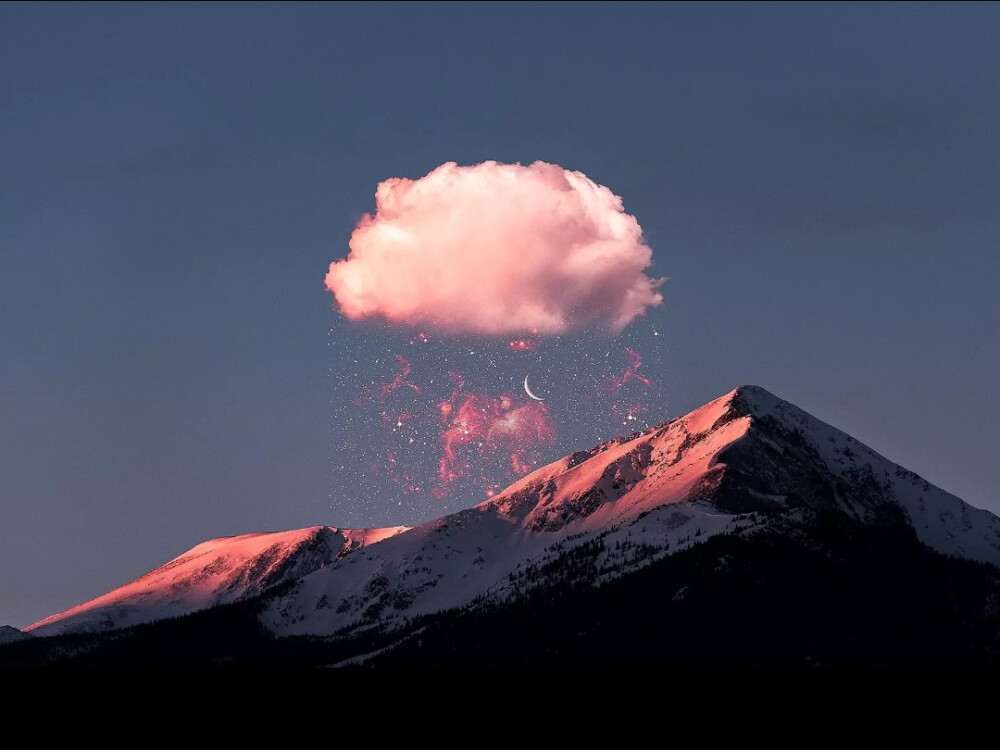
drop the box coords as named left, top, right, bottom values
left=28, top=525, right=408, bottom=636
left=0, top=625, right=33, bottom=645
left=28, top=386, right=1000, bottom=640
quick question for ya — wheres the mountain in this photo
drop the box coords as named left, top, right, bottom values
left=13, top=385, right=1000, bottom=666
left=0, top=626, right=33, bottom=645
left=256, top=384, right=1000, bottom=638
left=28, top=525, right=408, bottom=637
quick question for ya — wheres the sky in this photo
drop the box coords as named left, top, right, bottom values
left=2, top=2, right=998, bottom=630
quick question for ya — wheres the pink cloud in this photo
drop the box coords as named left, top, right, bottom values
left=326, top=161, right=664, bottom=335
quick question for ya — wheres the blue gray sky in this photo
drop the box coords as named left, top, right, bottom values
left=3, top=2, right=998, bottom=629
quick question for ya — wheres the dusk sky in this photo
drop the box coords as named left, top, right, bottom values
left=3, top=2, right=999, bottom=630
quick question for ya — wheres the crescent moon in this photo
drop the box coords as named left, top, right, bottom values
left=524, top=375, right=545, bottom=401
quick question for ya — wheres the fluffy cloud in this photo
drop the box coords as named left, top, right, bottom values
left=326, top=161, right=663, bottom=335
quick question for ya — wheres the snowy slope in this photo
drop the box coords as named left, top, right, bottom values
left=27, top=525, right=408, bottom=636
left=713, top=387, right=1000, bottom=562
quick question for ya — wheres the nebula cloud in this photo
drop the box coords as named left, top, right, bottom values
left=435, top=388, right=556, bottom=499
left=326, top=161, right=664, bottom=335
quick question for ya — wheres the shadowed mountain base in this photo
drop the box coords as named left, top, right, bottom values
left=6, top=510, right=1000, bottom=667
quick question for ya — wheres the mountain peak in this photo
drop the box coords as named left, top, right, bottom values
left=664, top=384, right=777, bottom=440
left=730, top=383, right=777, bottom=402
left=725, top=384, right=786, bottom=416
left=694, top=384, right=818, bottom=437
